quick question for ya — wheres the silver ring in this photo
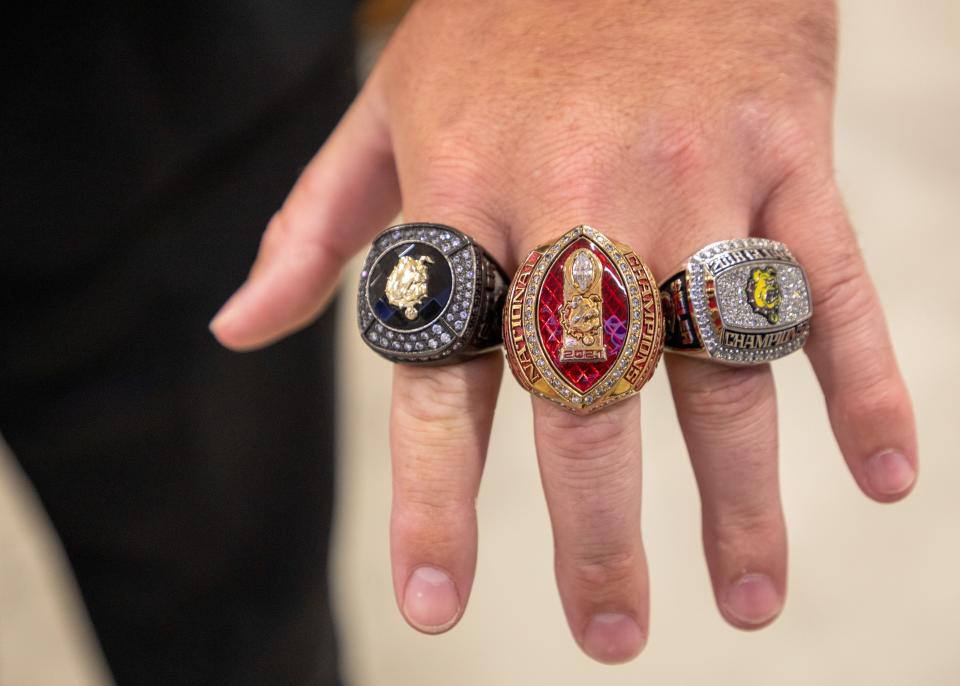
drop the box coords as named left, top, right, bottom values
left=660, top=238, right=812, bottom=364
left=357, top=223, right=508, bottom=364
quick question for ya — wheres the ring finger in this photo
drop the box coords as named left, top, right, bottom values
left=666, top=356, right=787, bottom=628
left=533, top=396, right=649, bottom=664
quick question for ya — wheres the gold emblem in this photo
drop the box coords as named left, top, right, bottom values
left=746, top=266, right=782, bottom=324
left=558, top=248, right=606, bottom=362
left=386, top=254, right=434, bottom=320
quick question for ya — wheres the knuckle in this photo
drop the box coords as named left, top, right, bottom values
left=730, top=96, right=830, bottom=188
left=831, top=373, right=910, bottom=430
left=392, top=358, right=500, bottom=453
left=392, top=501, right=474, bottom=551
left=418, top=129, right=478, bottom=172
left=393, top=367, right=474, bottom=430
left=708, top=504, right=784, bottom=559
left=258, top=210, right=336, bottom=276
left=417, top=128, right=499, bottom=190
left=544, top=410, right=629, bottom=448
left=521, top=126, right=628, bottom=215
left=536, top=126, right=622, bottom=178
left=408, top=133, right=505, bottom=232
left=394, top=486, right=469, bottom=522
left=567, top=550, right=639, bottom=592
left=539, top=410, right=636, bottom=477
left=612, top=115, right=711, bottom=188
left=644, top=117, right=709, bottom=177
left=761, top=107, right=824, bottom=172
left=263, top=205, right=345, bottom=268
left=677, top=365, right=771, bottom=429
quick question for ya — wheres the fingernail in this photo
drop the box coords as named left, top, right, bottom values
left=402, top=566, right=460, bottom=633
left=582, top=613, right=645, bottom=664
left=864, top=450, right=915, bottom=496
left=724, top=573, right=781, bottom=626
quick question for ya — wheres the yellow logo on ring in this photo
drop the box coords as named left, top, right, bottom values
left=746, top=266, right=782, bottom=324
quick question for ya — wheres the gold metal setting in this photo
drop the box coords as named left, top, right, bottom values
left=385, top=254, right=434, bottom=320
left=559, top=248, right=606, bottom=362
left=503, top=225, right=664, bottom=415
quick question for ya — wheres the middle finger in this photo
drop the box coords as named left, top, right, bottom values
left=533, top=397, right=649, bottom=664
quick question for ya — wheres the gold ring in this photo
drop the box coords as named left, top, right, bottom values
left=503, top=225, right=664, bottom=414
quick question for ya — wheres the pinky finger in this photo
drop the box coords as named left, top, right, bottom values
left=763, top=173, right=917, bottom=502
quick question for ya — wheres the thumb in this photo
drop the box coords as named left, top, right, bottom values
left=211, top=78, right=400, bottom=351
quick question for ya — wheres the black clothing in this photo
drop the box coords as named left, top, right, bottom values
left=2, top=3, right=357, bottom=684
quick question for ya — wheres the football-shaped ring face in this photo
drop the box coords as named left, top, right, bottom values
left=503, top=225, right=664, bottom=414
left=357, top=223, right=508, bottom=364
left=660, top=238, right=813, bottom=364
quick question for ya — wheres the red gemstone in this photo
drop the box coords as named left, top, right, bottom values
left=537, top=238, right=629, bottom=393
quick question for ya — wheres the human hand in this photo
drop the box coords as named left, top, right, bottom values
left=210, top=0, right=917, bottom=663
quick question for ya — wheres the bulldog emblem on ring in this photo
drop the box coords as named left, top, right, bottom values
left=746, top=266, right=782, bottom=325
left=386, top=254, right=434, bottom=320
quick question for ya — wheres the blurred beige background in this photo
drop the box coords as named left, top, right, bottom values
left=2, top=1, right=958, bottom=684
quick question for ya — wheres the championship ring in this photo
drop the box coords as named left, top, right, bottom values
left=503, top=225, right=664, bottom=414
left=660, top=238, right=812, bottom=364
left=357, top=223, right=509, bottom=364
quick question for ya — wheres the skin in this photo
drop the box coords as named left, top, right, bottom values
left=210, top=0, right=918, bottom=665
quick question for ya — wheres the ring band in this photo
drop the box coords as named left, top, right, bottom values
left=503, top=225, right=664, bottom=414
left=660, top=238, right=812, bottom=364
left=357, top=223, right=508, bottom=364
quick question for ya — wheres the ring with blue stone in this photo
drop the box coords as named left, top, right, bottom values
left=357, top=223, right=509, bottom=364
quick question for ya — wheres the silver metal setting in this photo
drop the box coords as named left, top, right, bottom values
left=357, top=223, right=508, bottom=364
left=661, top=238, right=812, bottom=365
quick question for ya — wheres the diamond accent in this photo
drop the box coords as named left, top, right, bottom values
left=685, top=238, right=812, bottom=364
left=358, top=224, right=497, bottom=362
left=714, top=263, right=810, bottom=329
left=513, top=225, right=660, bottom=411
left=571, top=250, right=596, bottom=291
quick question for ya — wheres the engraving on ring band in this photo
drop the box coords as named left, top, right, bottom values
left=385, top=254, right=434, bottom=320
left=623, top=271, right=659, bottom=386
left=508, top=252, right=542, bottom=384
left=706, top=247, right=783, bottom=274
left=721, top=323, right=808, bottom=350
left=559, top=248, right=606, bottom=362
